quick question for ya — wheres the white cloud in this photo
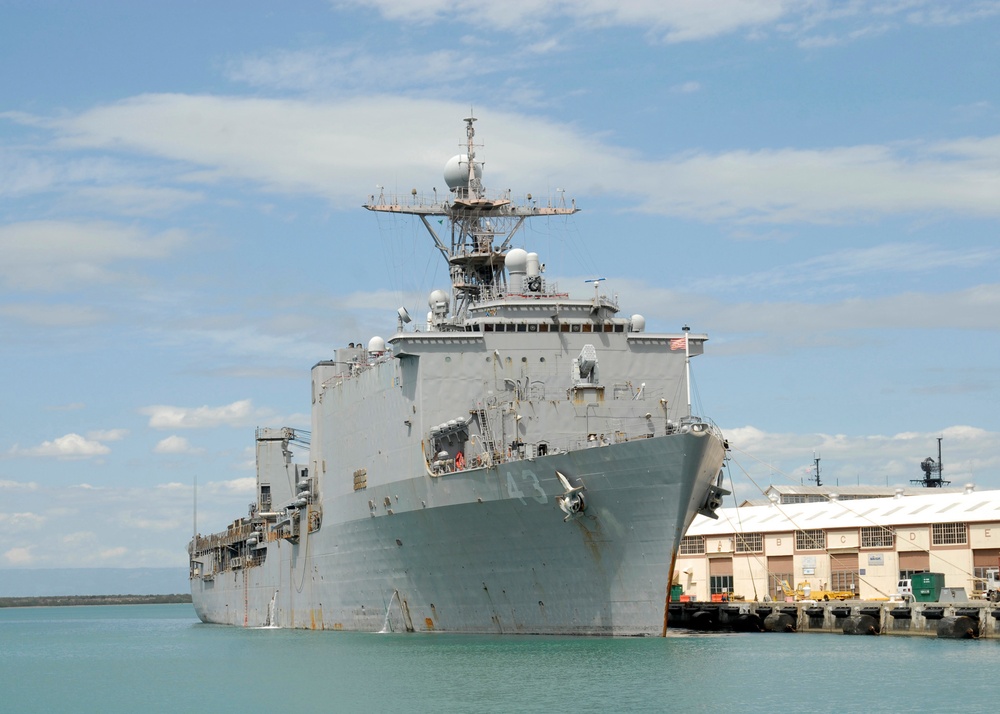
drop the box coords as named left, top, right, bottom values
left=697, top=243, right=1000, bottom=295
left=0, top=512, right=46, bottom=531
left=69, top=184, right=205, bottom=217
left=0, top=480, right=39, bottom=491
left=227, top=46, right=477, bottom=93
left=344, top=0, right=1000, bottom=43
left=121, top=513, right=180, bottom=532
left=140, top=399, right=270, bottom=429
left=0, top=478, right=261, bottom=569
left=581, top=275, right=1000, bottom=343
left=672, top=81, right=702, bottom=93
left=723, top=423, right=1000, bottom=501
left=27, top=94, right=1000, bottom=226
left=347, top=0, right=792, bottom=38
left=706, top=284, right=1000, bottom=337
left=45, top=402, right=86, bottom=411
left=639, top=139, right=1000, bottom=223
left=153, top=435, right=204, bottom=455
left=0, top=303, right=107, bottom=328
left=0, top=220, right=188, bottom=292
left=209, top=477, right=256, bottom=495
left=88, top=429, right=128, bottom=442
left=3, top=547, right=34, bottom=565
left=9, top=433, right=111, bottom=459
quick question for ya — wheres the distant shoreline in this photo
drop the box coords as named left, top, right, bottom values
left=0, top=594, right=193, bottom=608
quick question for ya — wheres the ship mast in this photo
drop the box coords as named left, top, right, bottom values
left=363, top=116, right=579, bottom=323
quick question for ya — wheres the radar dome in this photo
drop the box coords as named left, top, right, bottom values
left=505, top=248, right=528, bottom=274
left=367, top=336, right=386, bottom=353
left=428, top=289, right=449, bottom=310
left=444, top=155, right=482, bottom=190
left=631, top=315, right=646, bottom=333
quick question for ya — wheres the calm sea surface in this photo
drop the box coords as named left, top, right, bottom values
left=1, top=603, right=995, bottom=713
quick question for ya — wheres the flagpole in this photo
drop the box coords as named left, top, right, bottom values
left=683, top=325, right=691, bottom=417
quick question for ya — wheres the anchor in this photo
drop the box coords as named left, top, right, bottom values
left=555, top=470, right=587, bottom=522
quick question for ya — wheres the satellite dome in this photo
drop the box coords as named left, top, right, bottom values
left=444, top=155, right=482, bottom=190
left=505, top=248, right=528, bottom=274
left=428, top=289, right=449, bottom=310
left=367, top=336, right=386, bottom=353
left=631, top=315, right=646, bottom=332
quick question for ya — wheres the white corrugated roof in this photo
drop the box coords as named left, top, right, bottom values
left=738, top=484, right=968, bottom=506
left=687, top=488, right=1000, bottom=535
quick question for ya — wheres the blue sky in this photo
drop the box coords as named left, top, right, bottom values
left=2, top=0, right=999, bottom=570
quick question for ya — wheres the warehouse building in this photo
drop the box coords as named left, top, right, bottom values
left=676, top=485, right=1000, bottom=602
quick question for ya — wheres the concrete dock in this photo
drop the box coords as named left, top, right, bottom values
left=667, top=600, right=1000, bottom=638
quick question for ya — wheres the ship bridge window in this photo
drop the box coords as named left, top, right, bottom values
left=528, top=324, right=537, bottom=332
left=581, top=324, right=592, bottom=333
left=517, top=324, right=527, bottom=332
left=538, top=324, right=549, bottom=333
left=484, top=324, right=494, bottom=332
left=571, top=324, right=581, bottom=333
left=560, top=324, right=570, bottom=333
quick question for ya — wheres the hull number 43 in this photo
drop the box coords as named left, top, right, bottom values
left=506, top=469, right=547, bottom=505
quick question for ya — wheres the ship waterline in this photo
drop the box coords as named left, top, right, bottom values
left=189, top=116, right=728, bottom=635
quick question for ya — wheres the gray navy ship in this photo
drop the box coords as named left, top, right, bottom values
left=188, top=117, right=729, bottom=635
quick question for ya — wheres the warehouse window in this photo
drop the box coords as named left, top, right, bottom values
left=932, top=522, right=967, bottom=546
left=860, top=526, right=894, bottom=548
left=735, top=532, right=763, bottom=553
left=679, top=535, right=704, bottom=555
left=709, top=575, right=733, bottom=596
left=795, top=529, right=825, bottom=550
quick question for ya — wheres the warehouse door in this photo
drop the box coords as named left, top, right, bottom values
left=708, top=557, right=733, bottom=597
left=829, top=553, right=859, bottom=593
left=767, top=555, right=793, bottom=600
left=898, top=551, right=929, bottom=579
left=973, top=549, right=1000, bottom=591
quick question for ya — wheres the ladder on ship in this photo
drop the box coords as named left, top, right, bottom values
left=473, top=404, right=501, bottom=466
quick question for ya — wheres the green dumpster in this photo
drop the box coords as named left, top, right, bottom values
left=911, top=572, right=945, bottom=602
left=670, top=585, right=683, bottom=602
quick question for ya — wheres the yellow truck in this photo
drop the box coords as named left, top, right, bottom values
left=780, top=580, right=854, bottom=602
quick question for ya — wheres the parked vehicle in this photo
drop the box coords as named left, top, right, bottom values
left=982, top=567, right=1000, bottom=603
left=780, top=580, right=854, bottom=602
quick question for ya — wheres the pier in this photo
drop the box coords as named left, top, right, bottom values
left=668, top=600, right=999, bottom=638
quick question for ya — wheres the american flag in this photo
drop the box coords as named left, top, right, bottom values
left=670, top=337, right=687, bottom=350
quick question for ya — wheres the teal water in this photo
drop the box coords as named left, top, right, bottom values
left=1, top=604, right=995, bottom=713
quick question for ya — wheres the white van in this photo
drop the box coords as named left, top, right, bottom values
left=897, top=578, right=912, bottom=601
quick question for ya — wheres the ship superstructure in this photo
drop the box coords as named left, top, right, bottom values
left=189, top=117, right=728, bottom=635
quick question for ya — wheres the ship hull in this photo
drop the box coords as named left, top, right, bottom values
left=191, top=430, right=725, bottom=635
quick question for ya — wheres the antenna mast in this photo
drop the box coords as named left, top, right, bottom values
left=682, top=325, right=691, bottom=416
left=911, top=436, right=949, bottom=488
